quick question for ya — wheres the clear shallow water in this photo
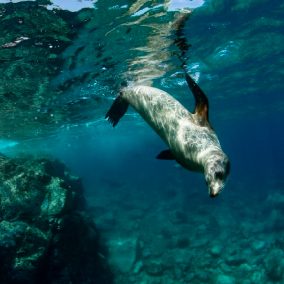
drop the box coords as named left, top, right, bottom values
left=0, top=0, right=284, bottom=283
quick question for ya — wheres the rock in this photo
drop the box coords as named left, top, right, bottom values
left=95, top=212, right=116, bottom=231
left=108, top=238, right=137, bottom=274
left=226, top=246, right=237, bottom=256
left=161, top=226, right=172, bottom=239
left=263, top=249, right=284, bottom=280
left=190, top=238, right=209, bottom=248
left=144, top=260, right=164, bottom=276
left=169, top=209, right=188, bottom=224
left=196, top=270, right=209, bottom=282
left=209, top=245, right=222, bottom=257
left=275, top=237, right=284, bottom=250
left=184, top=272, right=195, bottom=282
left=251, top=240, right=266, bottom=251
left=142, top=248, right=152, bottom=259
left=226, top=254, right=246, bottom=266
left=264, top=210, right=284, bottom=232
left=174, top=265, right=183, bottom=280
left=162, top=277, right=175, bottom=284
left=197, top=224, right=207, bottom=230
left=214, top=275, right=236, bottom=284
left=250, top=270, right=265, bottom=284
left=176, top=236, right=190, bottom=249
left=238, top=263, right=252, bottom=278
left=220, top=262, right=232, bottom=274
left=138, top=240, right=145, bottom=250
left=0, top=153, right=111, bottom=284
left=133, top=261, right=144, bottom=275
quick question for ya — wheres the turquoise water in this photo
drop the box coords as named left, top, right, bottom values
left=0, top=0, right=284, bottom=283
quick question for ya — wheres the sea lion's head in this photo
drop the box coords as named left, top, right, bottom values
left=205, top=153, right=230, bottom=198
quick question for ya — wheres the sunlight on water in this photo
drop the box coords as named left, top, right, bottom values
left=168, top=0, right=205, bottom=11
left=132, top=4, right=163, bottom=17
left=0, top=0, right=35, bottom=2
left=0, top=0, right=98, bottom=11
left=47, top=0, right=98, bottom=11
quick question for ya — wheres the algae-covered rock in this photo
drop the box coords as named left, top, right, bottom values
left=0, top=153, right=112, bottom=284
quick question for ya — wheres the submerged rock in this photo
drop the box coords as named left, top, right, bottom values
left=251, top=239, right=266, bottom=251
left=215, top=275, right=236, bottom=284
left=144, top=260, right=164, bottom=276
left=209, top=244, right=223, bottom=257
left=0, top=153, right=112, bottom=284
left=107, top=237, right=137, bottom=274
left=263, top=249, right=284, bottom=281
left=132, top=260, right=144, bottom=275
left=226, top=254, right=247, bottom=266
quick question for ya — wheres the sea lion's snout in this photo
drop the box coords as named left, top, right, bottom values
left=209, top=184, right=222, bottom=198
left=206, top=170, right=225, bottom=198
left=205, top=154, right=230, bottom=198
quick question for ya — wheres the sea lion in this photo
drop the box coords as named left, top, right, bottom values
left=106, top=73, right=230, bottom=197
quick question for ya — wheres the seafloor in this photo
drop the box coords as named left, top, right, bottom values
left=1, top=151, right=284, bottom=283
left=86, top=173, right=284, bottom=284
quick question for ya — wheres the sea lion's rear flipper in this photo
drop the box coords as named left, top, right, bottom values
left=105, top=95, right=129, bottom=127
left=185, top=73, right=211, bottom=127
left=156, top=150, right=175, bottom=160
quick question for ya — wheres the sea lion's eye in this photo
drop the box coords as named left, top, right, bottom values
left=215, top=172, right=223, bottom=179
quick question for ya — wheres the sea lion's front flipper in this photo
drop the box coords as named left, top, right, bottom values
left=156, top=150, right=175, bottom=160
left=105, top=95, right=129, bottom=127
left=185, top=73, right=211, bottom=127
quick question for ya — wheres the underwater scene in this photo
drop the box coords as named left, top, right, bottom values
left=0, top=0, right=284, bottom=283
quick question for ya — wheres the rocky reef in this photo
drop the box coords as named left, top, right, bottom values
left=0, top=153, right=112, bottom=284
left=86, top=175, right=284, bottom=284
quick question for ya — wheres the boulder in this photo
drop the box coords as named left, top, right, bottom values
left=107, top=238, right=137, bottom=273
left=263, top=249, right=284, bottom=281
left=0, top=153, right=111, bottom=284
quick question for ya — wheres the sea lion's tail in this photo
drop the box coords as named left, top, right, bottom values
left=105, top=93, right=129, bottom=127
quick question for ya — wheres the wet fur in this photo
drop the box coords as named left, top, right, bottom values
left=121, top=86, right=223, bottom=173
